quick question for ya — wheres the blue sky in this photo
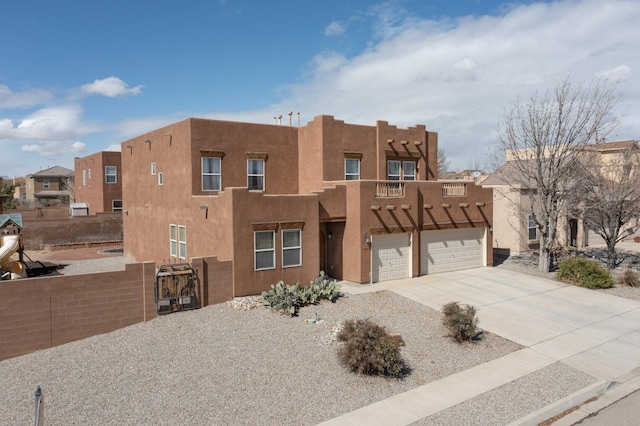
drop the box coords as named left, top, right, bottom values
left=1, top=0, right=639, bottom=178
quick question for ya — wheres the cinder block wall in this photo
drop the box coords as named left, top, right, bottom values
left=20, top=213, right=123, bottom=249
left=0, top=261, right=156, bottom=361
left=192, top=256, right=234, bottom=306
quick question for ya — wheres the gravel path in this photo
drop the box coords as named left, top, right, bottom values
left=0, top=291, right=534, bottom=425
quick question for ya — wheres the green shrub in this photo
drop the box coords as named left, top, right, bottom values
left=336, top=319, right=407, bottom=378
left=620, top=268, right=640, bottom=287
left=442, top=301, right=479, bottom=343
left=260, top=272, right=341, bottom=316
left=557, top=258, right=614, bottom=289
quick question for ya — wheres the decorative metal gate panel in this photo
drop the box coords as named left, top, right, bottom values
left=155, top=263, right=196, bottom=315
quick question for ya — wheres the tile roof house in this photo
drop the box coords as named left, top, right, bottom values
left=483, top=140, right=640, bottom=256
left=25, top=166, right=74, bottom=206
left=74, top=151, right=123, bottom=214
left=122, top=115, right=494, bottom=298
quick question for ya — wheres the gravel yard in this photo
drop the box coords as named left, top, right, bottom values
left=0, top=290, right=533, bottom=425
left=5, top=247, right=637, bottom=424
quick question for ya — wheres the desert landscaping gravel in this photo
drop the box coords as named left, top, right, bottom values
left=5, top=247, right=638, bottom=424
left=0, top=290, right=529, bottom=425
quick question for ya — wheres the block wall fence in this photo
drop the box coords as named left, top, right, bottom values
left=0, top=256, right=233, bottom=361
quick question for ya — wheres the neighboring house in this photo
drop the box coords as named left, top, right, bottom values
left=25, top=166, right=74, bottom=206
left=74, top=151, right=123, bottom=214
left=12, top=177, right=26, bottom=202
left=483, top=140, right=640, bottom=256
left=122, top=115, right=494, bottom=296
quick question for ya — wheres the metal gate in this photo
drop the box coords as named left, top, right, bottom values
left=155, top=263, right=196, bottom=315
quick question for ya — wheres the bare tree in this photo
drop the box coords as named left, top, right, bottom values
left=437, top=148, right=451, bottom=176
left=569, top=143, right=640, bottom=268
left=497, top=78, right=619, bottom=272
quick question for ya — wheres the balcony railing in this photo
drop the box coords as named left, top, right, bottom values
left=442, top=183, right=467, bottom=197
left=376, top=182, right=404, bottom=198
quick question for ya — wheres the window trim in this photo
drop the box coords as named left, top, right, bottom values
left=202, top=156, right=222, bottom=192
left=254, top=230, right=275, bottom=271
left=344, top=158, right=360, bottom=180
left=282, top=229, right=302, bottom=268
left=247, top=158, right=265, bottom=191
left=178, top=225, right=187, bottom=260
left=169, top=224, right=177, bottom=257
left=105, top=166, right=117, bottom=184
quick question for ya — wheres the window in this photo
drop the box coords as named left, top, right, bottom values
left=105, top=166, right=117, bottom=184
left=178, top=225, right=187, bottom=259
left=282, top=229, right=302, bottom=267
left=387, top=160, right=416, bottom=180
left=254, top=230, right=275, bottom=270
left=248, top=159, right=264, bottom=191
left=387, top=160, right=401, bottom=180
left=158, top=172, right=164, bottom=185
left=82, top=170, right=87, bottom=185
left=345, top=159, right=360, bottom=180
left=169, top=225, right=177, bottom=257
left=151, top=162, right=156, bottom=175
left=202, top=157, right=221, bottom=191
left=43, top=180, right=50, bottom=189
left=403, top=161, right=416, bottom=181
left=528, top=215, right=537, bottom=240
left=88, top=169, right=91, bottom=180
left=112, top=200, right=123, bottom=212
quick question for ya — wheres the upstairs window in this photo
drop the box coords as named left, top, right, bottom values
left=345, top=158, right=360, bottom=180
left=202, top=157, right=221, bottom=191
left=151, top=162, right=156, bottom=175
left=43, top=179, right=50, bottom=189
left=387, top=160, right=416, bottom=181
left=112, top=200, right=123, bottom=212
left=82, top=170, right=87, bottom=185
left=105, top=166, right=117, bottom=184
left=248, top=159, right=265, bottom=191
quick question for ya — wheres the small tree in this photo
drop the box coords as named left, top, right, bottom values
left=496, top=78, right=619, bottom=272
left=569, top=143, right=640, bottom=268
left=0, top=177, right=15, bottom=213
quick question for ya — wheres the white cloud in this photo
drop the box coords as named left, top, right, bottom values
left=106, top=144, right=122, bottom=152
left=0, top=84, right=53, bottom=108
left=280, top=0, right=640, bottom=169
left=0, top=104, right=84, bottom=141
left=21, top=144, right=42, bottom=152
left=324, top=21, right=346, bottom=37
left=81, top=76, right=143, bottom=97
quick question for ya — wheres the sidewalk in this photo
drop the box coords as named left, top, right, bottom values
left=320, top=268, right=640, bottom=425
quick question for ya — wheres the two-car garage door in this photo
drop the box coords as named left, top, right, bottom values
left=420, top=228, right=485, bottom=274
left=371, top=228, right=486, bottom=283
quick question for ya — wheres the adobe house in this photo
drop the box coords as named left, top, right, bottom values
left=122, top=115, right=493, bottom=297
left=74, top=151, right=123, bottom=214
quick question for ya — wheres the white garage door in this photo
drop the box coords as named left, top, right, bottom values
left=420, top=228, right=485, bottom=274
left=372, top=233, right=411, bottom=283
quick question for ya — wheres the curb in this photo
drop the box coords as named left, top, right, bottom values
left=511, top=367, right=640, bottom=426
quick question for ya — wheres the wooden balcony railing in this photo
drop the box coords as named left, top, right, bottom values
left=442, top=183, right=467, bottom=197
left=376, top=182, right=404, bottom=198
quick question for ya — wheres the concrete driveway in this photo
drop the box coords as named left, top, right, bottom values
left=326, top=267, right=640, bottom=425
